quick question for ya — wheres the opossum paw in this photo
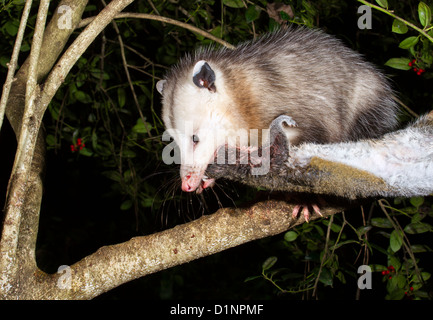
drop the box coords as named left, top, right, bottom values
left=202, top=176, right=215, bottom=189
left=195, top=176, right=215, bottom=194
left=292, top=204, right=322, bottom=223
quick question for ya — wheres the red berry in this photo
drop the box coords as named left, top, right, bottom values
left=408, top=62, right=413, bottom=67
left=414, top=68, right=418, bottom=72
left=410, top=286, right=414, bottom=291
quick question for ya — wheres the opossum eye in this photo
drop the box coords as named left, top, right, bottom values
left=192, top=135, right=200, bottom=145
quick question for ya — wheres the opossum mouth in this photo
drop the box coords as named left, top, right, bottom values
left=182, top=174, right=215, bottom=193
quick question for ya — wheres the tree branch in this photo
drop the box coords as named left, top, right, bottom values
left=0, top=0, right=50, bottom=296
left=1, top=0, right=90, bottom=299
left=33, top=199, right=344, bottom=299
left=78, top=12, right=236, bottom=49
left=0, top=0, right=33, bottom=133
left=207, top=112, right=433, bottom=199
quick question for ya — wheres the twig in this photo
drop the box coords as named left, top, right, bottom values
left=313, top=214, right=334, bottom=298
left=0, top=0, right=33, bottom=132
left=378, top=199, right=424, bottom=284
left=358, top=0, right=433, bottom=43
left=78, top=13, right=236, bottom=49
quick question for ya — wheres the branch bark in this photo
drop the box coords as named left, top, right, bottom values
left=32, top=200, right=345, bottom=299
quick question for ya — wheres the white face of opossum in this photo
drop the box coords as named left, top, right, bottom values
left=157, top=60, right=233, bottom=193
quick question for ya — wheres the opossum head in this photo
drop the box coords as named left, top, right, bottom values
left=157, top=60, right=235, bottom=193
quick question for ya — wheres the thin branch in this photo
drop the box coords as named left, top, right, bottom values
left=313, top=214, right=334, bottom=298
left=38, top=0, right=135, bottom=123
left=78, top=13, right=236, bottom=49
left=0, top=0, right=33, bottom=132
left=108, top=12, right=151, bottom=136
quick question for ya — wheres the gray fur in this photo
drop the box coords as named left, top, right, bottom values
left=206, top=115, right=433, bottom=199
left=158, top=27, right=400, bottom=192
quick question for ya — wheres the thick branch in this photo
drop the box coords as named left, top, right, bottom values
left=207, top=111, right=433, bottom=199
left=31, top=200, right=343, bottom=300
left=0, top=0, right=89, bottom=299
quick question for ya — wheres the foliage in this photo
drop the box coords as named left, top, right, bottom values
left=358, top=1, right=433, bottom=77
left=253, top=198, right=433, bottom=300
left=1, top=0, right=432, bottom=299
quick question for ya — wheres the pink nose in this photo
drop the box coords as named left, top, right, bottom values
left=182, top=181, right=193, bottom=192
left=181, top=174, right=195, bottom=192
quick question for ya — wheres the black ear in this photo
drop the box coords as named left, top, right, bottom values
left=192, top=60, right=216, bottom=92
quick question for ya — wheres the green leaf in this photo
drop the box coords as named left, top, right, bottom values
left=222, top=0, right=244, bottom=8
left=262, top=256, right=277, bottom=271
left=4, top=20, right=18, bottom=36
left=245, top=5, right=260, bottom=23
left=140, top=198, right=153, bottom=208
left=396, top=274, right=407, bottom=289
left=330, top=240, right=359, bottom=250
left=371, top=217, right=393, bottom=228
left=79, top=148, right=93, bottom=157
left=132, top=118, right=152, bottom=133
left=404, top=222, right=432, bottom=234
left=390, top=230, right=403, bottom=252
left=0, top=56, right=9, bottom=68
left=410, top=244, right=433, bottom=253
left=120, top=199, right=132, bottom=210
left=392, top=19, right=408, bottom=34
left=398, top=36, right=419, bottom=49
left=46, top=134, right=56, bottom=147
left=388, top=255, right=401, bottom=271
left=418, top=2, right=432, bottom=27
left=280, top=11, right=292, bottom=21
left=369, top=264, right=387, bottom=272
left=318, top=268, right=333, bottom=286
left=244, top=275, right=262, bottom=282
left=102, top=170, right=121, bottom=183
left=357, top=225, right=373, bottom=236
left=411, top=272, right=431, bottom=283
left=322, top=220, right=341, bottom=233
left=122, top=149, right=136, bottom=158
left=410, top=196, right=424, bottom=208
left=384, top=57, right=412, bottom=70
left=117, top=87, right=126, bottom=108
left=284, top=231, right=298, bottom=242
left=75, top=90, right=92, bottom=104
left=375, top=0, right=388, bottom=9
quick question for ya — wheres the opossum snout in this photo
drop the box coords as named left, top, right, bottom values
left=181, top=172, right=215, bottom=193
left=181, top=173, right=200, bottom=192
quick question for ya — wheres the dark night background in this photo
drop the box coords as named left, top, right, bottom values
left=0, top=0, right=432, bottom=300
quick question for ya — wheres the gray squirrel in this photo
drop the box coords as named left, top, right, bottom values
left=205, top=113, right=433, bottom=218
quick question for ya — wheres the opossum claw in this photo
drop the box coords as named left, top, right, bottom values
left=292, top=203, right=322, bottom=223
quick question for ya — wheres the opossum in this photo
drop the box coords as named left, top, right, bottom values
left=157, top=27, right=399, bottom=195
